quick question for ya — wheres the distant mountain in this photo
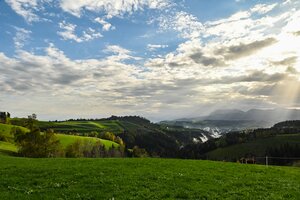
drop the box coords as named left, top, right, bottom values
left=161, top=108, right=300, bottom=134
left=205, top=108, right=300, bottom=122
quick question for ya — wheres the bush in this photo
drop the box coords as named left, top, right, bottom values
left=15, top=129, right=62, bottom=158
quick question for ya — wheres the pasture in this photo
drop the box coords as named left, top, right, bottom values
left=0, top=156, right=299, bottom=199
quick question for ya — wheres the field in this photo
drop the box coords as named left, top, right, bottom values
left=0, top=141, right=18, bottom=156
left=0, top=156, right=299, bottom=199
left=56, top=134, right=118, bottom=149
left=0, top=123, right=28, bottom=141
left=206, top=133, right=300, bottom=161
left=37, top=120, right=124, bottom=134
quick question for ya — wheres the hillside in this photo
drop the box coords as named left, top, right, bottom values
left=11, top=116, right=212, bottom=157
left=0, top=156, right=299, bottom=199
left=0, top=123, right=29, bottom=142
left=0, top=141, right=18, bottom=156
left=206, top=133, right=300, bottom=163
left=0, top=123, right=118, bottom=156
left=56, top=134, right=118, bottom=149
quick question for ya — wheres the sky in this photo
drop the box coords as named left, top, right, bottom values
left=0, top=0, right=300, bottom=121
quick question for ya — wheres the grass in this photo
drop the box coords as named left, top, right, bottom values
left=0, top=123, right=29, bottom=141
left=37, top=120, right=124, bottom=134
left=0, top=156, right=299, bottom=199
left=56, top=134, right=119, bottom=149
left=0, top=141, right=18, bottom=156
left=0, top=134, right=118, bottom=157
left=207, top=133, right=300, bottom=161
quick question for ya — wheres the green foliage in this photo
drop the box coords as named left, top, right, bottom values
left=132, top=146, right=148, bottom=157
left=56, top=134, right=118, bottom=150
left=0, top=157, right=299, bottom=199
left=65, top=139, right=123, bottom=158
left=15, top=129, right=62, bottom=158
left=206, top=133, right=300, bottom=163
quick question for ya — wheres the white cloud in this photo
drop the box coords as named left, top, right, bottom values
left=94, top=17, right=115, bottom=31
left=60, top=0, right=170, bottom=18
left=104, top=45, right=141, bottom=61
left=13, top=27, right=31, bottom=49
left=2, top=0, right=300, bottom=120
left=147, top=44, right=168, bottom=51
left=158, top=11, right=204, bottom=39
left=57, top=21, right=102, bottom=42
left=5, top=0, right=40, bottom=22
left=251, top=3, right=278, bottom=14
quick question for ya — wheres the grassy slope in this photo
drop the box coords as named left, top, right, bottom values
left=207, top=133, right=300, bottom=161
left=0, top=156, right=299, bottom=199
left=0, top=123, right=28, bottom=140
left=0, top=141, right=18, bottom=156
left=56, top=134, right=118, bottom=149
left=38, top=120, right=124, bottom=134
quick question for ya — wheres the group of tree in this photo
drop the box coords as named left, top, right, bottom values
left=14, top=115, right=62, bottom=158
left=13, top=114, right=126, bottom=158
left=266, top=143, right=300, bottom=165
left=65, top=140, right=125, bottom=158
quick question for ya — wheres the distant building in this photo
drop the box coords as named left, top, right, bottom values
left=0, top=112, right=10, bottom=124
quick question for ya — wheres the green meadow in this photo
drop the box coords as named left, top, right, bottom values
left=56, top=134, right=118, bottom=149
left=37, top=120, right=124, bottom=134
left=0, top=155, right=299, bottom=199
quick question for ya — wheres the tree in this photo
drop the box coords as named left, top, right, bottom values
left=65, top=140, right=83, bottom=158
left=132, top=146, right=148, bottom=158
left=15, top=128, right=61, bottom=158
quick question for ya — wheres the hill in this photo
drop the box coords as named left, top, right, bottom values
left=11, top=116, right=211, bottom=157
left=0, top=123, right=29, bottom=142
left=56, top=134, right=118, bottom=150
left=0, top=123, right=118, bottom=156
left=0, top=156, right=299, bottom=199
left=179, top=120, right=300, bottom=165
left=0, top=141, right=18, bottom=156
left=206, top=133, right=300, bottom=163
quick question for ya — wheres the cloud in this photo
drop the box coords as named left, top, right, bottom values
left=293, top=31, right=300, bottom=36
left=104, top=45, right=142, bottom=62
left=250, top=3, right=278, bottom=15
left=57, top=21, right=102, bottom=42
left=271, top=56, right=298, bottom=66
left=2, top=0, right=300, bottom=120
left=5, top=0, right=40, bottom=22
left=59, top=0, right=170, bottom=18
left=158, top=11, right=204, bottom=39
left=94, top=17, right=115, bottom=31
left=13, top=27, right=31, bottom=49
left=147, top=44, right=168, bottom=51
left=215, top=38, right=277, bottom=60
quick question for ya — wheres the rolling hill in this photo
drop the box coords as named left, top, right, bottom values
left=206, top=133, right=300, bottom=163
left=56, top=134, right=118, bottom=150
left=10, top=116, right=212, bottom=157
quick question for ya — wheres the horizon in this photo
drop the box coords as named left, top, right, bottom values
left=5, top=107, right=300, bottom=123
left=1, top=0, right=300, bottom=121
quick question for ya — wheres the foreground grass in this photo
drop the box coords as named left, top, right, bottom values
left=0, top=156, right=299, bottom=199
